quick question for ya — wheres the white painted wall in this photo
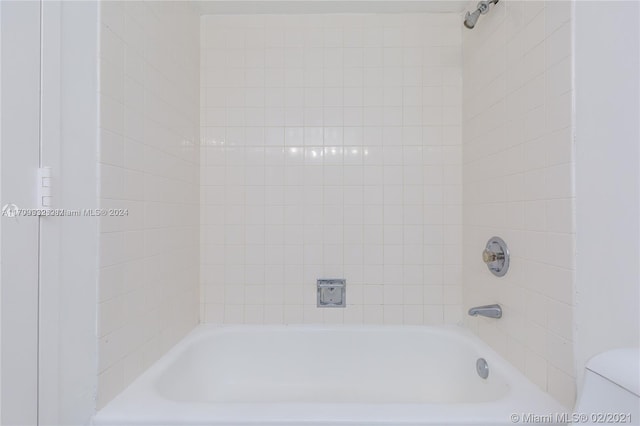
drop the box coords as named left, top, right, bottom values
left=96, top=1, right=200, bottom=408
left=461, top=0, right=575, bottom=408
left=199, top=13, right=464, bottom=325
left=1, top=2, right=42, bottom=423
left=574, top=0, right=640, bottom=392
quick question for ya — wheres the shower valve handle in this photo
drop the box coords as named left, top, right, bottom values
left=482, top=248, right=503, bottom=264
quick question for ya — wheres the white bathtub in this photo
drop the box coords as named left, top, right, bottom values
left=93, top=325, right=566, bottom=426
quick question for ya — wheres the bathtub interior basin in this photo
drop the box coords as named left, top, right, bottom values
left=156, top=327, right=508, bottom=404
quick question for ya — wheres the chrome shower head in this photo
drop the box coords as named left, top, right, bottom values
left=463, top=0, right=499, bottom=29
left=464, top=9, right=482, bottom=29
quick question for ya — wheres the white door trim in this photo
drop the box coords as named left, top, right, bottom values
left=38, top=1, right=62, bottom=423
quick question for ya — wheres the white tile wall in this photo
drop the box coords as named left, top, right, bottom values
left=97, top=1, right=200, bottom=408
left=200, top=14, right=463, bottom=325
left=461, top=0, right=575, bottom=408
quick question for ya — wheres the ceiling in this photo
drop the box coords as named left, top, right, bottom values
left=196, top=1, right=469, bottom=15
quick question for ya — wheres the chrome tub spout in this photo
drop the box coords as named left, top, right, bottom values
left=468, top=304, right=502, bottom=319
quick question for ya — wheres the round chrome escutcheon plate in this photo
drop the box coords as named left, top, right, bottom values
left=476, top=357, right=489, bottom=379
left=483, top=236, right=510, bottom=277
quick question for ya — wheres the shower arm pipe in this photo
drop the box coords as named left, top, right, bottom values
left=478, top=0, right=498, bottom=13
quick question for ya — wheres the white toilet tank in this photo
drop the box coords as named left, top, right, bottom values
left=575, top=349, right=639, bottom=425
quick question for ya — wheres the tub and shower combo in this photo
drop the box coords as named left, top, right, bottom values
left=94, top=0, right=566, bottom=424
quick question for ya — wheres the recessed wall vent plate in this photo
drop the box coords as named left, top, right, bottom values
left=317, top=279, right=346, bottom=308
